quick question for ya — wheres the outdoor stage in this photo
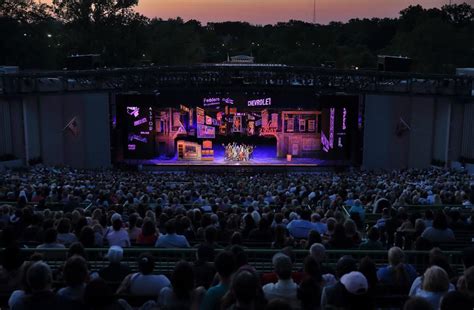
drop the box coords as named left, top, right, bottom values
left=116, top=93, right=360, bottom=172
left=125, top=160, right=348, bottom=173
left=122, top=149, right=348, bottom=173
left=122, top=145, right=350, bottom=171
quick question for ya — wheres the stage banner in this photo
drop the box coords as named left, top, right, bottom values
left=197, top=124, right=215, bottom=139
left=216, top=112, right=223, bottom=124
left=206, top=115, right=213, bottom=125
left=233, top=115, right=242, bottom=133
left=247, top=121, right=255, bottom=136
left=196, top=107, right=205, bottom=125
left=123, top=105, right=155, bottom=159
left=261, top=109, right=268, bottom=128
left=189, top=109, right=194, bottom=126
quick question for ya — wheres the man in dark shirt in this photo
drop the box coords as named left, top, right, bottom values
left=248, top=218, right=273, bottom=242
left=309, top=243, right=335, bottom=276
left=193, top=244, right=216, bottom=289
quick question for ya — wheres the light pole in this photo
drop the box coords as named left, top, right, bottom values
left=312, top=0, right=316, bottom=24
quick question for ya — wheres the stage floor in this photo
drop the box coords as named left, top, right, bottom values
left=126, top=157, right=329, bottom=166
left=122, top=145, right=349, bottom=168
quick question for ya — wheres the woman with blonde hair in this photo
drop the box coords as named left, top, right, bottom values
left=414, top=266, right=453, bottom=309
left=377, top=247, right=417, bottom=292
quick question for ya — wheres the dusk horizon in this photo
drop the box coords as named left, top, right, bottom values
left=41, top=0, right=464, bottom=25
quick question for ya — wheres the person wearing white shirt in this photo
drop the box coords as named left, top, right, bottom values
left=105, top=213, right=131, bottom=248
left=263, top=253, right=301, bottom=309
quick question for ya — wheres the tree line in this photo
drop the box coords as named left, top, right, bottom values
left=0, top=0, right=472, bottom=73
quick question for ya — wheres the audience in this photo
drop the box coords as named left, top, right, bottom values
left=83, top=278, right=131, bottom=310
left=359, top=227, right=384, bottom=250
left=136, top=218, right=158, bottom=246
left=56, top=219, right=78, bottom=246
left=413, top=266, right=452, bottom=309
left=200, top=251, right=235, bottom=310
left=193, top=244, right=216, bottom=289
left=421, top=212, right=456, bottom=244
left=308, top=243, right=335, bottom=284
left=440, top=291, right=473, bottom=310
left=158, top=260, right=197, bottom=309
left=8, top=261, right=34, bottom=309
left=403, top=296, right=433, bottom=310
left=117, top=253, right=170, bottom=297
left=322, top=270, right=373, bottom=310
left=56, top=255, right=88, bottom=304
left=262, top=253, right=300, bottom=309
left=98, top=246, right=131, bottom=283
left=221, top=268, right=267, bottom=310
left=155, top=219, right=190, bottom=248
left=0, top=246, right=25, bottom=289
left=11, top=261, right=70, bottom=310
left=0, top=167, right=472, bottom=309
left=377, top=247, right=417, bottom=292
left=320, top=255, right=358, bottom=308
left=105, top=214, right=131, bottom=248
left=37, top=228, right=65, bottom=249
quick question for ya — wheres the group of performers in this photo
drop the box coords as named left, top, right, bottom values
left=223, top=143, right=255, bottom=161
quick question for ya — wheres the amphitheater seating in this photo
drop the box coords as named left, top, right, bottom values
left=16, top=248, right=465, bottom=275
left=363, top=205, right=473, bottom=225
left=0, top=248, right=464, bottom=309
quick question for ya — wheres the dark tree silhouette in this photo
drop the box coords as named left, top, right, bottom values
left=0, top=1, right=472, bottom=73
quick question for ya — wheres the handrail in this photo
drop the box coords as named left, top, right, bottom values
left=9, top=248, right=463, bottom=255
left=7, top=248, right=465, bottom=274
left=1, top=201, right=471, bottom=210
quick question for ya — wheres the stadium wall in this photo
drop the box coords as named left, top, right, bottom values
left=0, top=93, right=111, bottom=169
left=363, top=95, right=474, bottom=169
left=0, top=98, right=25, bottom=161
left=461, top=103, right=474, bottom=160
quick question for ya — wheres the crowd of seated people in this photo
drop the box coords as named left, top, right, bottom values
left=0, top=167, right=472, bottom=309
left=0, top=243, right=473, bottom=309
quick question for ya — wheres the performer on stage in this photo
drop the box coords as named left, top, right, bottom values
left=223, top=143, right=255, bottom=161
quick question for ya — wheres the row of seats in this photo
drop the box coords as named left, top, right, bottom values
left=16, top=248, right=465, bottom=275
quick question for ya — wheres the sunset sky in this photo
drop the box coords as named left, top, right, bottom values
left=41, top=0, right=460, bottom=24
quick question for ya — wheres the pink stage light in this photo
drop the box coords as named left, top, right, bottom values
left=134, top=118, right=147, bottom=126
left=329, top=108, right=335, bottom=149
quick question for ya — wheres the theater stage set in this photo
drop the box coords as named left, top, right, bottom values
left=114, top=92, right=359, bottom=171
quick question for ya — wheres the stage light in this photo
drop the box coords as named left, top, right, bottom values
left=47, top=33, right=52, bottom=38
